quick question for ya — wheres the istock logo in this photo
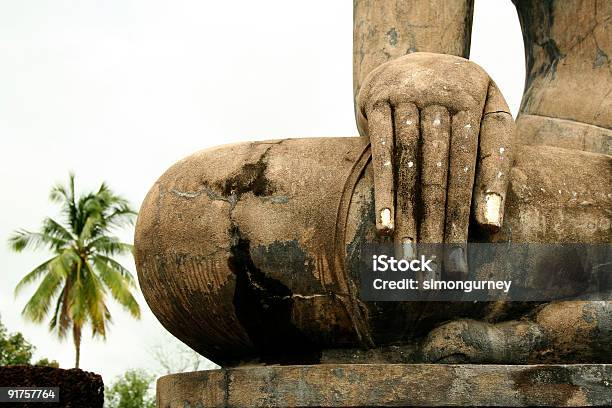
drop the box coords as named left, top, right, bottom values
left=372, top=254, right=433, bottom=272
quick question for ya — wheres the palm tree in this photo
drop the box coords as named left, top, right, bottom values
left=8, top=174, right=141, bottom=368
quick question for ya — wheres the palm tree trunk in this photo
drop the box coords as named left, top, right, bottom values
left=73, top=324, right=82, bottom=369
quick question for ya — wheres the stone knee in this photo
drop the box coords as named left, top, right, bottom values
left=420, top=318, right=545, bottom=364
left=134, top=137, right=375, bottom=365
left=531, top=301, right=612, bottom=363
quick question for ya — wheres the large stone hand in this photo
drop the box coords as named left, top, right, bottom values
left=357, top=52, right=514, bottom=277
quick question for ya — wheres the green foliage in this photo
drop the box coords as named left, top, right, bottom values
left=34, top=358, right=60, bottom=368
left=0, top=317, right=58, bottom=367
left=105, top=369, right=155, bottom=408
left=8, top=174, right=140, bottom=368
left=0, top=319, right=33, bottom=365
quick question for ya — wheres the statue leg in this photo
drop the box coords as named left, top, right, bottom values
left=136, top=138, right=610, bottom=365
left=531, top=301, right=612, bottom=363
left=419, top=318, right=544, bottom=364
left=420, top=301, right=611, bottom=364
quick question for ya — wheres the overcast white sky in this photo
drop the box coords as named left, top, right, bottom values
left=0, top=0, right=524, bottom=382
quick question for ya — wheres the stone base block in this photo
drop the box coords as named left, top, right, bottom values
left=157, top=364, right=611, bottom=407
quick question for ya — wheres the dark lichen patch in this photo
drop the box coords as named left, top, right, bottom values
left=216, top=149, right=275, bottom=198
left=386, top=27, right=398, bottom=46
left=251, top=240, right=323, bottom=293
left=513, top=0, right=565, bottom=96
left=227, top=226, right=321, bottom=364
left=540, top=39, right=565, bottom=78
left=512, top=365, right=581, bottom=406
left=593, top=47, right=609, bottom=69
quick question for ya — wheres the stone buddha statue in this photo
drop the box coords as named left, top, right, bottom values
left=134, top=0, right=610, bottom=370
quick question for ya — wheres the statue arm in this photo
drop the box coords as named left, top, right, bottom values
left=353, top=0, right=475, bottom=109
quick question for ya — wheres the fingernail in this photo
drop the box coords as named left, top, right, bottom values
left=447, top=247, right=468, bottom=278
left=402, top=237, right=415, bottom=259
left=379, top=208, right=393, bottom=232
left=484, top=193, right=502, bottom=228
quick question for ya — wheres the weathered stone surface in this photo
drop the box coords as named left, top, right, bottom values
left=353, top=0, right=474, bottom=102
left=513, top=0, right=611, bottom=142
left=135, top=137, right=611, bottom=366
left=156, top=364, right=612, bottom=407
left=516, top=114, right=611, bottom=155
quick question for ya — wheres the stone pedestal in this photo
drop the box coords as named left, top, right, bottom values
left=157, top=364, right=611, bottom=407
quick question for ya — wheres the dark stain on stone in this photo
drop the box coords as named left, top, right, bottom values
left=512, top=365, right=580, bottom=406
left=541, top=38, right=564, bottom=78
left=227, top=225, right=321, bottom=364
left=593, top=47, right=609, bottom=68
left=222, top=368, right=231, bottom=407
left=151, top=252, right=251, bottom=365
left=513, top=0, right=565, bottom=101
left=217, top=149, right=275, bottom=198
left=462, top=0, right=475, bottom=58
left=251, top=240, right=323, bottom=293
left=386, top=27, right=398, bottom=46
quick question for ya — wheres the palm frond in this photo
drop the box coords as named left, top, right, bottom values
left=15, top=257, right=58, bottom=295
left=104, top=205, right=137, bottom=229
left=57, top=282, right=73, bottom=338
left=48, top=283, right=72, bottom=338
left=68, top=172, right=75, bottom=202
left=88, top=237, right=133, bottom=258
left=78, top=214, right=101, bottom=244
left=41, top=217, right=75, bottom=243
left=8, top=230, right=68, bottom=253
left=90, top=184, right=136, bottom=232
left=49, top=174, right=78, bottom=233
left=21, top=254, right=70, bottom=322
left=95, top=254, right=136, bottom=287
left=94, top=256, right=140, bottom=318
left=49, top=182, right=69, bottom=204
